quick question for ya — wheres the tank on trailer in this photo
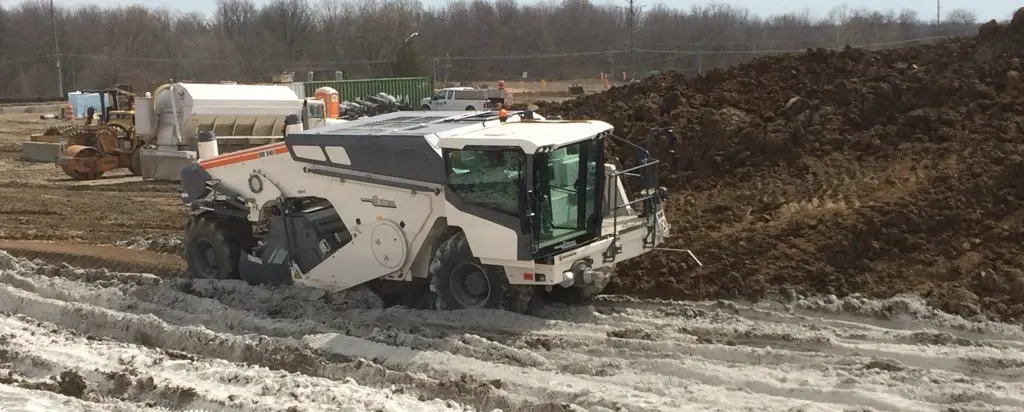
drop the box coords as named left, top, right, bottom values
left=136, top=82, right=308, bottom=181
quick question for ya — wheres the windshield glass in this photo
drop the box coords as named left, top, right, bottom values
left=307, top=103, right=324, bottom=119
left=445, top=148, right=525, bottom=217
left=535, top=138, right=602, bottom=251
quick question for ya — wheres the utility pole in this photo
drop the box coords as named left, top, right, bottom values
left=936, top=0, right=941, bottom=25
left=432, top=57, right=438, bottom=89
left=50, top=0, right=63, bottom=97
left=624, top=0, right=641, bottom=82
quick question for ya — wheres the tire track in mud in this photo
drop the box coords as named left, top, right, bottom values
left=0, top=314, right=466, bottom=412
left=0, top=240, right=183, bottom=277
left=2, top=251, right=1024, bottom=411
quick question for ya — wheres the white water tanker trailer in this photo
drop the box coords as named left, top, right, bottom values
left=132, top=82, right=344, bottom=181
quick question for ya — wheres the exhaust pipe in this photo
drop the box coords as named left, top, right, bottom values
left=284, top=114, right=303, bottom=137
left=197, top=131, right=219, bottom=160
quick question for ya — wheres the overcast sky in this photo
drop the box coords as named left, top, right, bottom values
left=0, top=0, right=1018, bottom=22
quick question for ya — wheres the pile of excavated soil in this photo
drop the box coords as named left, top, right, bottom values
left=539, top=9, right=1024, bottom=322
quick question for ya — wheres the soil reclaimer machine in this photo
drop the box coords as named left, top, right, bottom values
left=179, top=110, right=695, bottom=311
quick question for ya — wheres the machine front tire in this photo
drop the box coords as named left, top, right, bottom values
left=429, top=232, right=537, bottom=313
left=183, top=214, right=255, bottom=280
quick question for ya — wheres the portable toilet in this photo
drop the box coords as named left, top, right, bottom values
left=314, top=87, right=340, bottom=119
left=67, top=92, right=82, bottom=119
left=76, top=92, right=102, bottom=119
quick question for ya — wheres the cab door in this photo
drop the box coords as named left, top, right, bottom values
left=441, top=90, right=454, bottom=109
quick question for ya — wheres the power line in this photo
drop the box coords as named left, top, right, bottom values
left=635, top=35, right=949, bottom=55
left=58, top=53, right=394, bottom=65
left=58, top=50, right=628, bottom=64
left=0, top=55, right=54, bottom=67
left=444, top=50, right=627, bottom=60
left=4, top=35, right=951, bottom=72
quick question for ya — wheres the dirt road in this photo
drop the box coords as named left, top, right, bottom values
left=1, top=251, right=1023, bottom=411
left=0, top=112, right=186, bottom=251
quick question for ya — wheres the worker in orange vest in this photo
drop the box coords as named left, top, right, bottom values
left=498, top=103, right=508, bottom=122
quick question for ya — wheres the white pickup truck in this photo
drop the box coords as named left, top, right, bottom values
left=420, top=86, right=507, bottom=111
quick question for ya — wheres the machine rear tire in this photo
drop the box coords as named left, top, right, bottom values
left=183, top=214, right=255, bottom=280
left=429, top=232, right=537, bottom=313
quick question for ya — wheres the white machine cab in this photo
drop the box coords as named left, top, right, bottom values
left=178, top=110, right=695, bottom=314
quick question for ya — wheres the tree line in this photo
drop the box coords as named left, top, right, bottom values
left=0, top=0, right=992, bottom=98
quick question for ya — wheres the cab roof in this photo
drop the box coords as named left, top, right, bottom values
left=436, top=119, right=612, bottom=153
left=299, top=110, right=613, bottom=153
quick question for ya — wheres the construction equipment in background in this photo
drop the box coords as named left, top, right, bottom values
left=22, top=82, right=343, bottom=181
left=178, top=110, right=699, bottom=313
left=568, top=83, right=586, bottom=96
left=61, top=85, right=140, bottom=180
left=23, top=85, right=143, bottom=180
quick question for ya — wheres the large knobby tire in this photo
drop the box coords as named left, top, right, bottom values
left=429, top=232, right=537, bottom=313
left=183, top=214, right=255, bottom=280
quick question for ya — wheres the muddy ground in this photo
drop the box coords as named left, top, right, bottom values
left=538, top=10, right=1024, bottom=323
left=0, top=112, right=186, bottom=274
left=2, top=251, right=1024, bottom=411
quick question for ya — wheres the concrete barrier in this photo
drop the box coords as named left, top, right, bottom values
left=0, top=104, right=63, bottom=115
left=20, top=142, right=63, bottom=163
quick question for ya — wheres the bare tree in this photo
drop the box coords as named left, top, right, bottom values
left=946, top=8, right=978, bottom=25
left=0, top=0, right=994, bottom=98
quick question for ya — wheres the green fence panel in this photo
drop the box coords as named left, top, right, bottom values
left=303, top=77, right=432, bottom=105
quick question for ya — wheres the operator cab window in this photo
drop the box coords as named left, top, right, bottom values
left=307, top=103, right=324, bottom=119
left=445, top=148, right=525, bottom=217
left=534, top=138, right=602, bottom=251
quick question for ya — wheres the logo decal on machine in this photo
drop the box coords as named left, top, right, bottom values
left=198, top=143, right=289, bottom=170
left=360, top=196, right=397, bottom=208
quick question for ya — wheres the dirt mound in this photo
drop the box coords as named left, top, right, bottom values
left=540, top=10, right=1024, bottom=322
